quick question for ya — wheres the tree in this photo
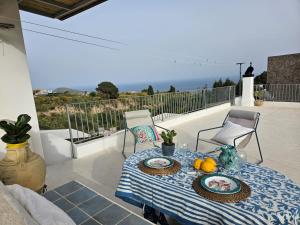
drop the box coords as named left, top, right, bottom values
left=254, top=71, right=267, bottom=85
left=223, top=78, right=236, bottom=86
left=168, top=85, right=176, bottom=93
left=96, top=81, right=119, bottom=99
left=89, top=91, right=97, bottom=97
left=213, top=78, right=223, bottom=88
left=147, top=85, right=154, bottom=95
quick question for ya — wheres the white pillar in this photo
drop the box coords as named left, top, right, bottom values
left=0, top=0, right=44, bottom=158
left=241, top=76, right=255, bottom=107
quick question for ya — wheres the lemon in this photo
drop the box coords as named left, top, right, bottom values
left=193, top=158, right=203, bottom=170
left=204, top=157, right=217, bottom=166
left=200, top=161, right=216, bottom=173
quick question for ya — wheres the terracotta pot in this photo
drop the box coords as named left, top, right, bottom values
left=0, top=142, right=46, bottom=193
left=162, top=143, right=175, bottom=156
left=254, top=100, right=264, bottom=106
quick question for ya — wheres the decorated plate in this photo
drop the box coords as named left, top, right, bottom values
left=144, top=157, right=174, bottom=169
left=200, top=174, right=241, bottom=194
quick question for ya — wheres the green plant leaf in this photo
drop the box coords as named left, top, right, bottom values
left=15, top=114, right=31, bottom=128
left=1, top=134, right=18, bottom=144
left=0, top=121, right=17, bottom=134
left=17, top=134, right=30, bottom=143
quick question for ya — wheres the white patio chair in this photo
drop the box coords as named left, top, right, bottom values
left=122, top=110, right=169, bottom=154
left=195, top=109, right=263, bottom=164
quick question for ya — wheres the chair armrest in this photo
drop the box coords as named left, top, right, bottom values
left=197, top=126, right=224, bottom=138
left=127, top=128, right=137, bottom=142
left=233, top=130, right=255, bottom=147
left=154, top=124, right=169, bottom=131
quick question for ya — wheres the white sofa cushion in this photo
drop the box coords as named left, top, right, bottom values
left=0, top=181, right=39, bottom=225
left=7, top=184, right=76, bottom=225
left=212, top=121, right=254, bottom=146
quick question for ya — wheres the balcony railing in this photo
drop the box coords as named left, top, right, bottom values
left=254, top=84, right=300, bottom=102
left=65, top=86, right=235, bottom=144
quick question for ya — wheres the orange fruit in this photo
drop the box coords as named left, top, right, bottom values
left=200, top=161, right=216, bottom=173
left=193, top=158, right=203, bottom=170
left=204, top=157, right=216, bottom=166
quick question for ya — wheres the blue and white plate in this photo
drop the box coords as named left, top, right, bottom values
left=144, top=157, right=174, bottom=169
left=200, top=174, right=241, bottom=194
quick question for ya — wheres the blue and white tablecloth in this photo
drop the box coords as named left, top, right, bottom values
left=115, top=149, right=300, bottom=225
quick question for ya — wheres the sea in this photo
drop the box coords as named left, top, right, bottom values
left=72, top=77, right=236, bottom=93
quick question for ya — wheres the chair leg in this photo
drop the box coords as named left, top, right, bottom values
left=122, top=129, right=127, bottom=154
left=134, top=142, right=137, bottom=153
left=255, top=131, right=263, bottom=165
left=195, top=133, right=200, bottom=152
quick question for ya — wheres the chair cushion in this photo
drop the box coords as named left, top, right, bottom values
left=0, top=181, right=39, bottom=225
left=6, top=184, right=76, bottom=225
left=130, top=125, right=160, bottom=144
left=212, top=121, right=254, bottom=146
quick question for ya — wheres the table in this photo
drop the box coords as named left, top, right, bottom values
left=115, top=148, right=300, bottom=225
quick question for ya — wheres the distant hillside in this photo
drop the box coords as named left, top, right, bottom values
left=53, top=87, right=84, bottom=94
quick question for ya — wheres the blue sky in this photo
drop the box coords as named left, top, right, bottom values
left=21, top=0, right=300, bottom=89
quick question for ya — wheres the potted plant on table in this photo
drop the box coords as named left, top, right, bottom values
left=160, top=130, right=177, bottom=156
left=0, top=114, right=46, bottom=193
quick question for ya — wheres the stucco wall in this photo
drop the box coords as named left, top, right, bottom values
left=0, top=0, right=44, bottom=157
left=267, top=53, right=300, bottom=84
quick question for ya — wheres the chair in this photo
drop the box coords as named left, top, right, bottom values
left=122, top=110, right=168, bottom=154
left=195, top=109, right=263, bottom=164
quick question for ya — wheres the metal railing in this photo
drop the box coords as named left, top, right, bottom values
left=65, top=86, right=235, bottom=146
left=254, top=84, right=300, bottom=102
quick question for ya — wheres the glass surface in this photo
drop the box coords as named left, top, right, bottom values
left=237, top=151, right=247, bottom=180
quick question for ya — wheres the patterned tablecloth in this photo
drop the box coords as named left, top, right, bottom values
left=115, top=149, right=300, bottom=225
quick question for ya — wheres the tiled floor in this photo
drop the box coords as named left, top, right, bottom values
left=44, top=181, right=153, bottom=225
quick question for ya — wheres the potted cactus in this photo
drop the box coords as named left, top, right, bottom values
left=0, top=114, right=46, bottom=193
left=160, top=130, right=177, bottom=156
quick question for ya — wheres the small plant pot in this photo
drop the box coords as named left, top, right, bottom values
left=161, top=143, right=175, bottom=156
left=255, top=100, right=264, bottom=106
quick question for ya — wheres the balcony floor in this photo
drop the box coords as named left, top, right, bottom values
left=46, top=102, right=300, bottom=224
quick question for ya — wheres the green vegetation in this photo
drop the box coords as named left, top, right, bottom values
left=254, top=71, right=267, bottom=84
left=34, top=82, right=234, bottom=132
left=213, top=78, right=236, bottom=88
left=161, top=130, right=177, bottom=145
left=96, top=81, right=119, bottom=99
left=147, top=85, right=154, bottom=95
left=0, top=114, right=31, bottom=144
left=169, top=85, right=176, bottom=93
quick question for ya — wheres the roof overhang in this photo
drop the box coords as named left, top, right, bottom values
left=18, top=0, right=107, bottom=20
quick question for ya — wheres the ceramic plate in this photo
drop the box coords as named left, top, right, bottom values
left=144, top=157, right=174, bottom=169
left=200, top=174, right=241, bottom=194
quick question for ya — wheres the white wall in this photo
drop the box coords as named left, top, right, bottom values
left=0, top=0, right=44, bottom=157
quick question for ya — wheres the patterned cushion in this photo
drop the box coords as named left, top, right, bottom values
left=130, top=125, right=160, bottom=144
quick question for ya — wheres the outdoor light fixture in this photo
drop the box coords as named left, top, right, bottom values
left=0, top=23, right=15, bottom=30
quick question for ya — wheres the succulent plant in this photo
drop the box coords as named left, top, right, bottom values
left=160, top=130, right=177, bottom=146
left=0, top=114, right=32, bottom=144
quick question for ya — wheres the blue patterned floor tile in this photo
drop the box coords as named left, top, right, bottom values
left=53, top=198, right=74, bottom=211
left=93, top=204, right=130, bottom=225
left=66, top=207, right=89, bottom=225
left=78, top=195, right=112, bottom=216
left=43, top=190, right=61, bottom=202
left=66, top=187, right=97, bottom=205
left=81, top=218, right=101, bottom=225
left=55, top=181, right=84, bottom=196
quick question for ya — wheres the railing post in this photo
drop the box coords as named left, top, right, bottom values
left=203, top=89, right=207, bottom=109
left=160, top=94, right=164, bottom=121
left=65, top=105, right=76, bottom=159
left=228, top=86, right=231, bottom=104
